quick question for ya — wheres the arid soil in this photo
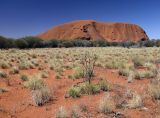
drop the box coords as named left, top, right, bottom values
left=0, top=48, right=160, bottom=118
left=38, top=20, right=149, bottom=42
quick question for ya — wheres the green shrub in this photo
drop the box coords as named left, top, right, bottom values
left=24, top=76, right=45, bottom=90
left=73, top=67, right=84, bottom=79
left=20, top=75, right=29, bottom=81
left=98, top=80, right=110, bottom=91
left=80, top=83, right=100, bottom=95
left=15, top=39, right=28, bottom=49
left=68, top=87, right=81, bottom=98
left=0, top=71, right=8, bottom=78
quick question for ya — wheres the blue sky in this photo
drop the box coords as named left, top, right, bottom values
left=0, top=0, right=159, bottom=39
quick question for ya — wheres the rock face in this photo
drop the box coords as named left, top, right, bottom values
left=38, top=20, right=149, bottom=42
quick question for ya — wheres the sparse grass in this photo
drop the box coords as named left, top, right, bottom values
left=0, top=87, right=8, bottom=93
left=70, top=105, right=80, bottom=118
left=127, top=93, right=143, bottom=108
left=134, top=70, right=156, bottom=79
left=20, top=75, right=29, bottom=81
left=0, top=71, right=8, bottom=78
left=0, top=62, right=10, bottom=69
left=68, top=87, right=81, bottom=98
left=55, top=74, right=61, bottom=79
left=41, top=71, right=49, bottom=78
left=132, top=56, right=144, bottom=67
left=56, top=106, right=67, bottom=118
left=79, top=82, right=100, bottom=95
left=67, top=82, right=100, bottom=98
left=148, top=80, right=160, bottom=100
left=9, top=66, right=19, bottom=74
left=73, top=67, right=84, bottom=79
left=79, top=103, right=88, bottom=112
left=31, top=87, right=52, bottom=106
left=98, top=93, right=115, bottom=114
left=98, top=80, right=110, bottom=91
left=24, top=75, right=45, bottom=90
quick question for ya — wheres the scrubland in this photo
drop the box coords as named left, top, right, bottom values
left=0, top=47, right=160, bottom=118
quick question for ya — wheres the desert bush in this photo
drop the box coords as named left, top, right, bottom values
left=0, top=71, right=8, bottom=78
left=127, top=71, right=134, bottom=83
left=19, top=61, right=30, bottom=70
left=31, top=87, right=52, bottom=106
left=0, top=87, right=8, bottom=93
left=55, top=74, right=62, bottom=79
left=68, top=87, right=81, bottom=98
left=134, top=70, right=155, bottom=79
left=118, top=63, right=134, bottom=77
left=9, top=66, right=19, bottom=74
left=127, top=93, right=143, bottom=108
left=73, top=40, right=92, bottom=47
left=68, top=82, right=100, bottom=97
left=79, top=103, right=88, bottom=112
left=70, top=105, right=80, bottom=118
left=56, top=106, right=67, bottom=118
left=20, top=75, right=29, bottom=81
left=91, top=40, right=109, bottom=47
left=98, top=93, right=115, bottom=114
left=22, top=36, right=43, bottom=48
left=60, top=40, right=74, bottom=48
left=0, top=62, right=10, bottom=69
left=80, top=82, right=100, bottom=95
left=98, top=80, right=110, bottom=91
left=148, top=80, right=160, bottom=100
left=0, top=36, right=15, bottom=48
left=119, top=68, right=130, bottom=76
left=73, top=67, right=84, bottom=79
left=80, top=52, right=97, bottom=83
left=41, top=71, right=49, bottom=78
left=15, top=39, right=28, bottom=49
left=24, top=76, right=45, bottom=90
left=68, top=75, right=73, bottom=79
left=132, top=56, right=144, bottom=67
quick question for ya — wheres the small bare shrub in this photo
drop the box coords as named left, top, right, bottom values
left=31, top=87, right=52, bottom=106
left=0, top=71, right=8, bottom=78
left=148, top=80, right=160, bottom=100
left=127, top=93, right=143, bottom=108
left=98, top=93, right=115, bottom=114
left=80, top=52, right=97, bottom=84
left=56, top=106, right=67, bottom=118
left=70, top=105, right=80, bottom=118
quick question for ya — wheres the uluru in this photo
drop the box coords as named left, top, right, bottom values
left=38, top=20, right=149, bottom=42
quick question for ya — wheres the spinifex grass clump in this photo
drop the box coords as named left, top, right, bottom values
left=24, top=75, right=52, bottom=106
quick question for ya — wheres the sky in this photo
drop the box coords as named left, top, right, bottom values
left=0, top=0, right=159, bottom=39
